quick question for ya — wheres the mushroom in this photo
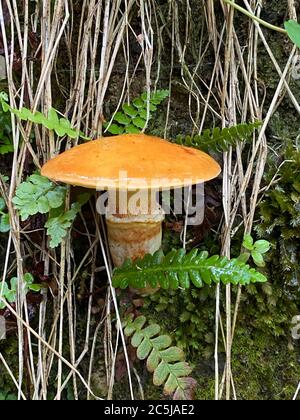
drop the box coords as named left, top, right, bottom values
left=41, top=134, right=221, bottom=269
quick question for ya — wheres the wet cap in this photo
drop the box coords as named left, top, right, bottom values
left=41, top=134, right=221, bottom=190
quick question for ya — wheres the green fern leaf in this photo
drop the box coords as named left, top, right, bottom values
left=0, top=94, right=87, bottom=140
left=12, top=174, right=66, bottom=221
left=106, top=90, right=169, bottom=135
left=122, top=104, right=138, bottom=118
left=45, top=193, right=90, bottom=248
left=113, top=249, right=267, bottom=290
left=175, top=121, right=262, bottom=153
left=124, top=315, right=197, bottom=400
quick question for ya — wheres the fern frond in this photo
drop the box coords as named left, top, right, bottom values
left=124, top=315, right=197, bottom=400
left=112, top=249, right=267, bottom=290
left=0, top=92, right=88, bottom=140
left=105, top=89, right=169, bottom=135
left=175, top=121, right=262, bottom=153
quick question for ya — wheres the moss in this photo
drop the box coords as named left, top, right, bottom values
left=231, top=328, right=300, bottom=400
left=0, top=336, right=19, bottom=399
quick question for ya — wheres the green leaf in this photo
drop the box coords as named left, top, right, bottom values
left=18, top=107, right=33, bottom=121
left=124, top=323, right=136, bottom=337
left=0, top=274, right=41, bottom=307
left=164, top=374, right=178, bottom=394
left=160, top=347, right=185, bottom=363
left=243, top=234, right=254, bottom=250
left=141, top=92, right=150, bottom=102
left=123, top=313, right=196, bottom=400
left=151, top=90, right=170, bottom=104
left=57, top=119, right=80, bottom=139
left=131, top=331, right=144, bottom=348
left=251, top=251, right=265, bottom=268
left=37, top=195, right=51, bottom=214
left=59, top=118, right=71, bottom=129
left=132, top=315, right=147, bottom=330
left=29, top=111, right=47, bottom=125
left=147, top=349, right=161, bottom=372
left=0, top=92, right=9, bottom=102
left=48, top=108, right=59, bottom=126
left=13, top=175, right=66, bottom=221
left=46, top=188, right=67, bottom=209
left=24, top=273, right=34, bottom=285
left=54, top=125, right=67, bottom=137
left=0, top=281, right=10, bottom=297
left=0, top=213, right=10, bottom=233
left=151, top=335, right=172, bottom=351
left=28, top=284, right=42, bottom=292
left=104, top=90, right=169, bottom=136
left=113, top=249, right=268, bottom=290
left=132, top=117, right=146, bottom=129
left=176, top=121, right=262, bottom=153
left=142, top=324, right=161, bottom=338
left=114, top=112, right=131, bottom=125
left=189, top=270, right=202, bottom=288
left=153, top=362, right=169, bottom=386
left=45, top=196, right=89, bottom=248
left=132, top=98, right=144, bottom=109
left=122, top=104, right=138, bottom=117
left=5, top=289, right=16, bottom=303
left=10, top=277, right=18, bottom=292
left=2, top=101, right=10, bottom=112
left=125, top=124, right=141, bottom=134
left=238, top=252, right=251, bottom=264
left=285, top=20, right=300, bottom=48
left=169, top=361, right=193, bottom=377
left=138, top=109, right=152, bottom=120
left=0, top=197, right=5, bottom=211
left=137, top=338, right=153, bottom=360
left=45, top=216, right=70, bottom=248
left=254, top=240, right=271, bottom=254
left=0, top=97, right=87, bottom=140
left=107, top=124, right=124, bottom=135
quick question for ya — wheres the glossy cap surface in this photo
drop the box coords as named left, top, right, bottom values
left=41, top=134, right=221, bottom=190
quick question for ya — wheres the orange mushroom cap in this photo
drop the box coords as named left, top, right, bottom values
left=41, top=134, right=221, bottom=190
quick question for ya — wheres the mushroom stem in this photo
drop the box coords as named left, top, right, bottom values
left=106, top=213, right=164, bottom=267
left=106, top=190, right=164, bottom=268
